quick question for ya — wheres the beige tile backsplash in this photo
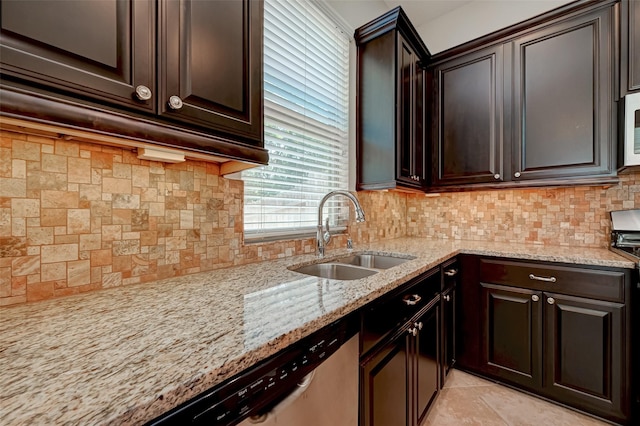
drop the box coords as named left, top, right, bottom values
left=1, top=129, right=638, bottom=306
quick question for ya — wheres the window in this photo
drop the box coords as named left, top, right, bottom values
left=242, top=0, right=350, bottom=241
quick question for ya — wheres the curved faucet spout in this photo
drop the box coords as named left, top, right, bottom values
left=317, top=190, right=366, bottom=257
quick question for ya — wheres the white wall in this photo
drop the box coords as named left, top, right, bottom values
left=327, top=0, right=576, bottom=54
left=417, top=0, right=576, bottom=54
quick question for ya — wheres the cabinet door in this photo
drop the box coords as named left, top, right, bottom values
left=481, top=283, right=543, bottom=389
left=415, top=303, right=440, bottom=425
left=396, top=34, right=424, bottom=189
left=622, top=0, right=640, bottom=94
left=510, top=6, right=615, bottom=181
left=360, top=332, right=410, bottom=426
left=543, top=292, right=627, bottom=423
left=0, top=0, right=155, bottom=112
left=441, top=285, right=456, bottom=385
left=159, top=0, right=263, bottom=145
left=431, top=45, right=504, bottom=186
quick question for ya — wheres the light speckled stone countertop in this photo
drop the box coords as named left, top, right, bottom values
left=1, top=238, right=635, bottom=425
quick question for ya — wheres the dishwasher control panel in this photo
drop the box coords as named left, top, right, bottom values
left=147, top=315, right=357, bottom=426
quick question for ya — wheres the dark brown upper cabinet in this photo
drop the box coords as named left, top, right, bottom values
left=0, top=0, right=267, bottom=167
left=158, top=0, right=263, bottom=145
left=429, top=0, right=618, bottom=190
left=621, top=0, right=640, bottom=95
left=0, top=0, right=155, bottom=113
left=510, top=5, right=616, bottom=182
left=356, top=7, right=430, bottom=193
left=431, top=45, right=504, bottom=186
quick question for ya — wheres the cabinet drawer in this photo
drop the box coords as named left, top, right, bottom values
left=361, top=267, right=440, bottom=355
left=479, top=258, right=625, bottom=303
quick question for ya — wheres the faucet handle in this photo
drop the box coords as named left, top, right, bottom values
left=323, top=217, right=332, bottom=244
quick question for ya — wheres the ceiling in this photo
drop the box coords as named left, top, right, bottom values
left=382, top=0, right=473, bottom=28
left=326, top=0, right=575, bottom=54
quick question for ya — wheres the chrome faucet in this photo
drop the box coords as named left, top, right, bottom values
left=317, top=190, right=366, bottom=257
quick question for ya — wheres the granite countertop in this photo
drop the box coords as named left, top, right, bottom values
left=1, top=238, right=635, bottom=425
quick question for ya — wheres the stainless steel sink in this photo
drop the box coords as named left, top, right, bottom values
left=292, top=263, right=378, bottom=280
left=290, top=253, right=415, bottom=280
left=333, top=253, right=415, bottom=269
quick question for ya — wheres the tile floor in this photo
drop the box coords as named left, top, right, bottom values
left=424, top=369, right=610, bottom=426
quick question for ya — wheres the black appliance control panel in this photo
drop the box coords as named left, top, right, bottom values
left=147, top=314, right=357, bottom=426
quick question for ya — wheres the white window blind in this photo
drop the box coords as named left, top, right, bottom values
left=242, top=0, right=350, bottom=241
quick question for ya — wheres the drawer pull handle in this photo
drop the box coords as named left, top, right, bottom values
left=529, top=273, right=556, bottom=283
left=444, top=269, right=458, bottom=277
left=402, top=294, right=422, bottom=306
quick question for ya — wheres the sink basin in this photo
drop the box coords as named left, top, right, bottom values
left=291, top=263, right=378, bottom=280
left=333, top=254, right=415, bottom=269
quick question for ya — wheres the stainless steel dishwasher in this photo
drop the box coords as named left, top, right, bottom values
left=147, top=315, right=359, bottom=426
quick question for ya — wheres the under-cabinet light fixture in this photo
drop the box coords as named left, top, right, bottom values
left=137, top=147, right=186, bottom=163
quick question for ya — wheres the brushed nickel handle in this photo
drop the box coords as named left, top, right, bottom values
left=135, top=85, right=152, bottom=101
left=529, top=273, right=556, bottom=283
left=168, top=95, right=184, bottom=110
left=414, top=321, right=423, bottom=331
left=494, top=174, right=500, bottom=180
left=547, top=297, right=555, bottom=305
left=514, top=172, right=521, bottom=178
left=402, top=294, right=422, bottom=306
left=444, top=269, right=458, bottom=277
left=408, top=327, right=418, bottom=337
left=531, top=295, right=539, bottom=302
left=443, top=294, right=451, bottom=302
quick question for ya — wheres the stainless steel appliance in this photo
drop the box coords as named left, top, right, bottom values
left=147, top=316, right=358, bottom=426
left=610, top=208, right=640, bottom=266
left=621, top=93, right=640, bottom=170
left=609, top=209, right=640, bottom=423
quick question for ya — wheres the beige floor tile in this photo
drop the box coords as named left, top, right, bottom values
left=443, top=368, right=498, bottom=389
left=429, top=370, right=610, bottom=426
left=423, top=387, right=509, bottom=426
left=478, top=384, right=609, bottom=426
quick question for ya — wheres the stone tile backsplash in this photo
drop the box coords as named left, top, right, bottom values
left=406, top=173, right=640, bottom=247
left=1, top=128, right=639, bottom=306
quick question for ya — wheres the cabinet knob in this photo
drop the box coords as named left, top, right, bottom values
left=531, top=295, right=539, bottom=302
left=414, top=321, right=423, bottom=330
left=443, top=294, right=451, bottom=302
left=402, top=294, right=422, bottom=306
left=168, top=95, right=184, bottom=110
left=547, top=297, right=555, bottom=305
left=408, top=327, right=418, bottom=337
left=494, top=174, right=500, bottom=180
left=444, top=269, right=458, bottom=277
left=135, top=85, right=152, bottom=101
left=514, top=172, right=521, bottom=178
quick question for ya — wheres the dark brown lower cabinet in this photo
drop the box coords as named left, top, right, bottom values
left=543, top=292, right=626, bottom=419
left=481, top=283, right=543, bottom=390
left=464, top=257, right=634, bottom=425
left=360, top=299, right=440, bottom=426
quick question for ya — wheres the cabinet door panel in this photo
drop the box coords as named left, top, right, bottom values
left=544, top=293, right=627, bottom=421
left=0, top=0, right=155, bottom=112
left=415, top=304, right=440, bottom=425
left=511, top=7, right=614, bottom=180
left=398, top=37, right=414, bottom=184
left=481, top=283, right=543, bottom=389
left=629, top=0, right=640, bottom=92
left=622, top=0, right=640, bottom=94
left=160, top=0, right=263, bottom=144
left=361, top=333, right=409, bottom=426
left=432, top=45, right=503, bottom=186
